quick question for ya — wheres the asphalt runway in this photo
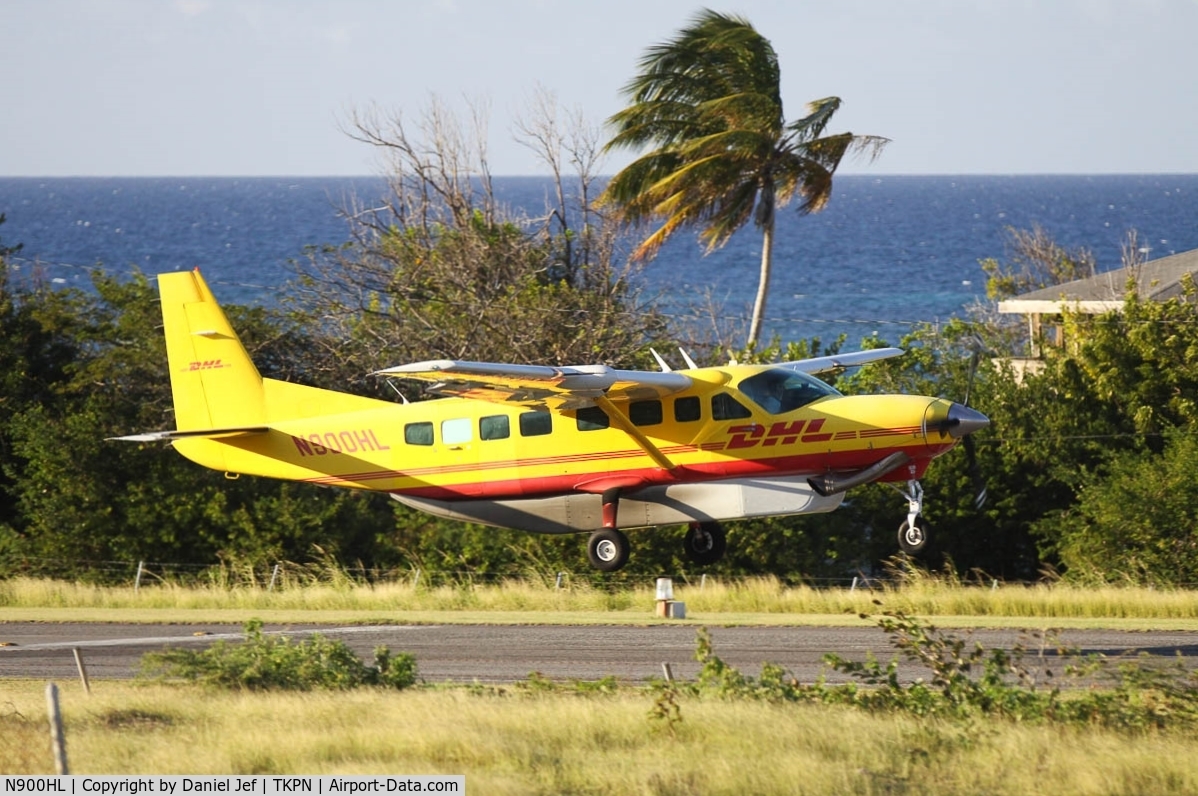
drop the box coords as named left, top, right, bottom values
left=3, top=622, right=1198, bottom=685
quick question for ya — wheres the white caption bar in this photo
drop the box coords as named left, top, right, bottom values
left=0, top=778, right=463, bottom=795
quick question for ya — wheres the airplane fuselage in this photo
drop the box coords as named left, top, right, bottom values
left=172, top=366, right=960, bottom=533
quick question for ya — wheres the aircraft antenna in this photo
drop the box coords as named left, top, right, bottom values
left=649, top=348, right=672, bottom=372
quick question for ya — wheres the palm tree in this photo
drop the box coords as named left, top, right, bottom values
left=601, top=9, right=888, bottom=348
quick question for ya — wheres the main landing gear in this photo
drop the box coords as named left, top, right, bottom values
left=684, top=521, right=727, bottom=566
left=586, top=522, right=729, bottom=572
left=587, top=488, right=729, bottom=572
left=896, top=479, right=929, bottom=555
left=587, top=489, right=634, bottom=572
left=587, top=522, right=729, bottom=572
left=587, top=528, right=631, bottom=572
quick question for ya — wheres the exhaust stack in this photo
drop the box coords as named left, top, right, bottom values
left=808, top=451, right=911, bottom=498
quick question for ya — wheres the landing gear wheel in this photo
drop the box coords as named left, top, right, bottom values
left=897, top=518, right=929, bottom=555
left=587, top=528, right=630, bottom=572
left=684, top=522, right=727, bottom=566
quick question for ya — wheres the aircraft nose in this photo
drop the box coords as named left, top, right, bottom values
left=944, top=402, right=990, bottom=439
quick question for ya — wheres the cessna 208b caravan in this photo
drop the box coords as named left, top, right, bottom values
left=114, top=269, right=989, bottom=572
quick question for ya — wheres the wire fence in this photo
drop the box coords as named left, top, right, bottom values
left=0, top=554, right=1085, bottom=592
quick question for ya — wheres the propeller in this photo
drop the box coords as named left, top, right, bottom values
left=961, top=347, right=988, bottom=510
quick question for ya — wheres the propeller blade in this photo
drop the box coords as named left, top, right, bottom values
left=964, top=435, right=987, bottom=509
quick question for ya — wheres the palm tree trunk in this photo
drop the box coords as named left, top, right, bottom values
left=747, top=216, right=775, bottom=348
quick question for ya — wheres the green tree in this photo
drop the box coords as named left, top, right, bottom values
left=600, top=8, right=887, bottom=348
left=1, top=271, right=399, bottom=577
left=0, top=260, right=88, bottom=552
left=1042, top=428, right=1198, bottom=585
left=833, top=321, right=1047, bottom=578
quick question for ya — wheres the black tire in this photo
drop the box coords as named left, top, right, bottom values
left=587, top=528, right=631, bottom=572
left=897, top=518, right=929, bottom=555
left=684, top=522, right=727, bottom=566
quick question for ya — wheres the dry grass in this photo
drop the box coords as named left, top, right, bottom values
left=5, top=575, right=1198, bottom=628
left=2, top=680, right=1198, bottom=794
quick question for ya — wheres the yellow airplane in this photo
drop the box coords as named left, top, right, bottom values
left=114, top=269, right=989, bottom=572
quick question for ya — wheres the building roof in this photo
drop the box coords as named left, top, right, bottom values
left=997, top=247, right=1198, bottom=315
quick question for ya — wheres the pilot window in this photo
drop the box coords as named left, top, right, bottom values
left=711, top=392, right=753, bottom=420
left=520, top=410, right=553, bottom=437
left=480, top=415, right=510, bottom=441
left=630, top=400, right=663, bottom=426
left=442, top=418, right=472, bottom=445
left=737, top=368, right=841, bottom=415
left=576, top=406, right=609, bottom=431
left=674, top=395, right=701, bottom=422
left=404, top=421, right=433, bottom=446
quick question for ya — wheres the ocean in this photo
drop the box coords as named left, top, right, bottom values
left=3, top=174, right=1197, bottom=347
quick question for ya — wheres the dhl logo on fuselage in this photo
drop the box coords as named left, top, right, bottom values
left=727, top=419, right=833, bottom=449
left=724, top=419, right=920, bottom=449
left=292, top=429, right=391, bottom=457
left=185, top=359, right=230, bottom=371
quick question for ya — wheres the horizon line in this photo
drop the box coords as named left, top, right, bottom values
left=4, top=171, right=1198, bottom=180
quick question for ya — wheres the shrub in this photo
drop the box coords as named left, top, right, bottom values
left=140, top=619, right=417, bottom=690
left=685, top=610, right=1198, bottom=731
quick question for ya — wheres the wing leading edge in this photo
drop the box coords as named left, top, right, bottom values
left=780, top=347, right=905, bottom=374
left=374, top=360, right=693, bottom=409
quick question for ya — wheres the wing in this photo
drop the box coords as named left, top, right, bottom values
left=779, top=347, right=904, bottom=375
left=374, top=360, right=693, bottom=410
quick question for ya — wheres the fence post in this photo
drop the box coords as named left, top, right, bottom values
left=555, top=572, right=564, bottom=590
left=72, top=648, right=91, bottom=696
left=268, top=563, right=281, bottom=592
left=134, top=561, right=144, bottom=592
left=46, top=683, right=69, bottom=774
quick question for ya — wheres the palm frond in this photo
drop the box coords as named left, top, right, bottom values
left=601, top=8, right=888, bottom=345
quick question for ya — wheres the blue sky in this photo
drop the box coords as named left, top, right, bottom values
left=3, top=0, right=1196, bottom=176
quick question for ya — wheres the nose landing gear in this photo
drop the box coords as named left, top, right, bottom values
left=896, top=479, right=929, bottom=554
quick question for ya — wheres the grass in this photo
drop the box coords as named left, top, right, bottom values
left=6, top=586, right=1198, bottom=792
left=5, top=574, right=1198, bottom=629
left=4, top=679, right=1198, bottom=793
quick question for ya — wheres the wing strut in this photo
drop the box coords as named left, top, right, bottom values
left=594, top=395, right=676, bottom=472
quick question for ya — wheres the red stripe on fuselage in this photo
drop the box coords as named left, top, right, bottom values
left=302, top=442, right=952, bottom=500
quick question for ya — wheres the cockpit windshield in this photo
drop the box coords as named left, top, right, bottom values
left=737, top=368, right=841, bottom=415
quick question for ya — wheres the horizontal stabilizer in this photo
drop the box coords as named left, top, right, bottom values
left=108, top=426, right=270, bottom=443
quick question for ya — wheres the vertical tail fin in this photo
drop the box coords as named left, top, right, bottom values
left=159, top=269, right=266, bottom=431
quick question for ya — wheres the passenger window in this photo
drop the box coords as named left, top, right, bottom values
left=519, top=410, right=553, bottom=437
left=711, top=393, right=752, bottom=420
left=442, top=418, right=472, bottom=445
left=675, top=396, right=701, bottom=422
left=576, top=406, right=610, bottom=431
left=630, top=400, right=663, bottom=426
left=404, top=422, right=433, bottom=446
left=480, top=415, right=510, bottom=441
